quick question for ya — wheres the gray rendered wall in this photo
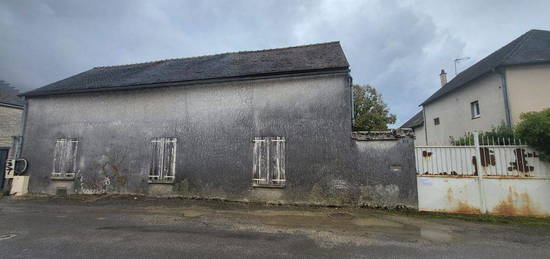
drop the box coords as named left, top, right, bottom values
left=352, top=138, right=418, bottom=208
left=21, top=73, right=417, bottom=208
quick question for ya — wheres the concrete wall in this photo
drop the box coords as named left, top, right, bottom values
left=0, top=105, right=23, bottom=148
left=418, top=176, right=550, bottom=217
left=506, top=63, right=550, bottom=124
left=353, top=138, right=418, bottom=208
left=423, top=73, right=507, bottom=145
left=21, top=73, right=418, bottom=207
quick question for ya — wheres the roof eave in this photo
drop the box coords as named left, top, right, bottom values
left=420, top=70, right=495, bottom=106
left=22, top=67, right=350, bottom=98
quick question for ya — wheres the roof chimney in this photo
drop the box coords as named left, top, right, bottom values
left=439, top=69, right=447, bottom=87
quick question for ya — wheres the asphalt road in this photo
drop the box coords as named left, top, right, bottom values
left=0, top=197, right=549, bottom=258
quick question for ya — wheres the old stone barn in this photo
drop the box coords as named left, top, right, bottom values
left=20, top=42, right=417, bottom=207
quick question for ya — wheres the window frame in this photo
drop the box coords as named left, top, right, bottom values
left=434, top=117, right=440, bottom=125
left=471, top=101, right=481, bottom=119
left=51, top=138, right=79, bottom=179
left=149, top=137, right=177, bottom=184
left=252, top=136, right=286, bottom=188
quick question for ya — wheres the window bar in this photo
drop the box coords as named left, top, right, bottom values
left=276, top=137, right=281, bottom=184
left=266, top=137, right=270, bottom=184
left=252, top=138, right=258, bottom=183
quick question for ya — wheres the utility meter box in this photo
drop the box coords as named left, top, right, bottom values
left=10, top=176, right=29, bottom=196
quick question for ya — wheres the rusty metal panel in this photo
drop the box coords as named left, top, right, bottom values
left=483, top=179, right=550, bottom=216
left=417, top=176, right=482, bottom=214
left=418, top=176, right=550, bottom=216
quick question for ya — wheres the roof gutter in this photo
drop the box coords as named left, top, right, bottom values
left=0, top=102, right=24, bottom=109
left=21, top=68, right=350, bottom=98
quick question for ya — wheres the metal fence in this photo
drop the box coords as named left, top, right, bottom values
left=415, top=133, right=550, bottom=178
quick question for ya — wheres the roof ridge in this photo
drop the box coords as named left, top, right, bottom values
left=431, top=30, right=536, bottom=95
left=94, top=41, right=341, bottom=69
left=499, top=30, right=535, bottom=65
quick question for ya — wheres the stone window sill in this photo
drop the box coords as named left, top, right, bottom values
left=50, top=173, right=76, bottom=181
left=252, top=183, right=286, bottom=189
left=148, top=180, right=175, bottom=184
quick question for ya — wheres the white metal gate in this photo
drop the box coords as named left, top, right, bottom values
left=416, top=132, right=550, bottom=216
left=415, top=135, right=548, bottom=178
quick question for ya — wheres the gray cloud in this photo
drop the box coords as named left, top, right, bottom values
left=1, top=0, right=549, bottom=125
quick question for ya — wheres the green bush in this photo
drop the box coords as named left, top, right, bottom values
left=450, top=124, right=516, bottom=146
left=515, top=108, right=550, bottom=162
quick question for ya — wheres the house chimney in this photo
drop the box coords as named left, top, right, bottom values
left=439, top=69, right=447, bottom=87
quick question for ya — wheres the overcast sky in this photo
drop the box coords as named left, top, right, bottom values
left=1, top=0, right=549, bottom=125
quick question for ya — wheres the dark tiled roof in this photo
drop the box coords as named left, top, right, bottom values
left=0, top=80, right=24, bottom=107
left=400, top=110, right=423, bottom=128
left=23, top=42, right=349, bottom=97
left=422, top=29, right=550, bottom=105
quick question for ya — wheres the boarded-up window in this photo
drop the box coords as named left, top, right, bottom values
left=149, top=137, right=177, bottom=183
left=252, top=136, right=286, bottom=187
left=52, top=138, right=78, bottom=177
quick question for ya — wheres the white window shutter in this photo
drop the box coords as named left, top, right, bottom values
left=252, top=136, right=286, bottom=186
left=53, top=138, right=78, bottom=175
left=149, top=137, right=177, bottom=182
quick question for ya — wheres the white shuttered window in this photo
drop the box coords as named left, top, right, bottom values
left=149, top=137, right=177, bottom=183
left=252, top=136, right=286, bottom=187
left=52, top=138, right=78, bottom=178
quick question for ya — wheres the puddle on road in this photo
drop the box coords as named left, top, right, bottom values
left=351, top=217, right=404, bottom=228
left=420, top=228, right=454, bottom=242
left=181, top=209, right=209, bottom=217
left=180, top=208, right=407, bottom=230
left=0, top=234, right=17, bottom=241
left=140, top=206, right=457, bottom=245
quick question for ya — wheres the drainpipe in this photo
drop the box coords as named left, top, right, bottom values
left=422, top=107, right=428, bottom=145
left=349, top=75, right=354, bottom=130
left=495, top=68, right=512, bottom=126
left=18, top=97, right=29, bottom=159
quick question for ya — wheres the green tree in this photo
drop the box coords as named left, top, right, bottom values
left=352, top=84, right=396, bottom=131
left=515, top=108, right=550, bottom=162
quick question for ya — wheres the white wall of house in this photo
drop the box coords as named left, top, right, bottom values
left=506, top=63, right=550, bottom=124
left=422, top=73, right=507, bottom=145
left=412, top=124, right=426, bottom=146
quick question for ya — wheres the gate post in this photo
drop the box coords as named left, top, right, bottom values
left=473, top=132, right=487, bottom=214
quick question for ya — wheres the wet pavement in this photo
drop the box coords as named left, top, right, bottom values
left=0, top=197, right=549, bottom=258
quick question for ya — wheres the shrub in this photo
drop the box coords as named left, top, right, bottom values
left=450, top=124, right=516, bottom=146
left=515, top=108, right=550, bottom=162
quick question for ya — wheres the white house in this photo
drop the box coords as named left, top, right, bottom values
left=403, top=29, right=550, bottom=145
